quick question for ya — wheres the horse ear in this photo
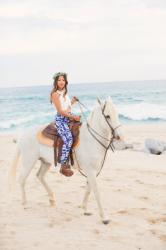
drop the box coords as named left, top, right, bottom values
left=97, top=97, right=102, bottom=105
left=107, top=96, right=113, bottom=103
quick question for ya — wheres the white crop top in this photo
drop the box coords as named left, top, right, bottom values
left=57, top=90, right=71, bottom=111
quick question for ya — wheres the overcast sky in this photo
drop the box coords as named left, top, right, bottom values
left=0, top=0, right=166, bottom=87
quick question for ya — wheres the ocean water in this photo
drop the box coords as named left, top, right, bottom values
left=0, top=80, right=166, bottom=133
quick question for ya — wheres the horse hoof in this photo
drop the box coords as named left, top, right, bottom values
left=84, top=212, right=92, bottom=216
left=102, top=219, right=110, bottom=225
left=49, top=200, right=56, bottom=207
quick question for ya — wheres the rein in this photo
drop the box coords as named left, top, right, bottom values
left=74, top=98, right=121, bottom=177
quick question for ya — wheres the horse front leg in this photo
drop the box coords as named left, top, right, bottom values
left=87, top=171, right=110, bottom=224
left=36, top=160, right=56, bottom=206
left=19, top=177, right=27, bottom=206
left=82, top=181, right=92, bottom=216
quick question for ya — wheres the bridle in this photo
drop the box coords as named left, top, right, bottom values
left=74, top=98, right=121, bottom=177
left=87, top=98, right=121, bottom=152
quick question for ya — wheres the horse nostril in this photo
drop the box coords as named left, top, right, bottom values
left=116, top=135, right=120, bottom=140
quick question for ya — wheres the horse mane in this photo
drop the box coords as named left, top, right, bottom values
left=87, top=98, right=116, bottom=124
left=87, top=103, right=100, bottom=124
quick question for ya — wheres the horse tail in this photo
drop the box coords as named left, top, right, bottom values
left=8, top=146, right=20, bottom=192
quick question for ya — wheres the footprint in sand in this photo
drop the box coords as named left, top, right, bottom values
left=104, top=178, right=111, bottom=182
left=147, top=216, right=166, bottom=224
left=116, top=210, right=129, bottom=215
left=9, top=230, right=15, bottom=235
left=159, top=235, right=166, bottom=242
left=115, top=188, right=122, bottom=192
left=64, top=201, right=71, bottom=204
left=93, top=229, right=100, bottom=235
left=23, top=205, right=32, bottom=210
left=33, top=242, right=40, bottom=247
left=139, top=196, right=149, bottom=201
left=139, top=207, right=147, bottom=211
left=65, top=217, right=72, bottom=222
left=48, top=221, right=55, bottom=228
left=135, top=180, right=144, bottom=184
left=150, top=229, right=156, bottom=235
left=150, top=230, right=166, bottom=242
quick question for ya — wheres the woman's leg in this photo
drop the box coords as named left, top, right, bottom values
left=59, top=122, right=73, bottom=164
left=55, top=116, right=73, bottom=176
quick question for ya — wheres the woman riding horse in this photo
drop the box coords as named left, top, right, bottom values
left=50, top=72, right=80, bottom=177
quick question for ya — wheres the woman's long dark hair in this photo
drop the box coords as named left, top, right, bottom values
left=50, top=73, right=68, bottom=103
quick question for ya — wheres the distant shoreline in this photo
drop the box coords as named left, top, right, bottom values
left=1, top=79, right=166, bottom=89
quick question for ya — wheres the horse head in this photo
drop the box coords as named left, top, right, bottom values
left=95, top=96, right=124, bottom=142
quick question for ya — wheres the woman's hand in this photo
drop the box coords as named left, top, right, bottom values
left=65, top=107, right=71, bottom=113
left=72, top=115, right=81, bottom=121
left=71, top=96, right=79, bottom=105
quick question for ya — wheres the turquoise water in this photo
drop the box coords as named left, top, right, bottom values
left=0, top=80, right=166, bottom=133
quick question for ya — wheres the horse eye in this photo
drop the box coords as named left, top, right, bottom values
left=106, top=115, right=110, bottom=119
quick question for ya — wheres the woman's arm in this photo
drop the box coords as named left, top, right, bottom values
left=71, top=96, right=78, bottom=105
left=52, top=93, right=80, bottom=121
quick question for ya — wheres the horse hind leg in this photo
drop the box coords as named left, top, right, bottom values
left=19, top=157, right=38, bottom=206
left=36, top=159, right=55, bottom=206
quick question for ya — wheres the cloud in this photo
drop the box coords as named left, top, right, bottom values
left=141, top=0, right=166, bottom=8
left=0, top=0, right=166, bottom=85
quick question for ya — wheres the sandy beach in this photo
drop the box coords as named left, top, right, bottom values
left=0, top=124, right=166, bottom=250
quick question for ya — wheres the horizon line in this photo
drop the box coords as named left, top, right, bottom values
left=0, top=78, right=166, bottom=89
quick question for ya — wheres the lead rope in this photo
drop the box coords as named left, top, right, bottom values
left=73, top=101, right=88, bottom=177
left=73, top=99, right=114, bottom=178
left=73, top=149, right=87, bottom=178
left=73, top=99, right=89, bottom=178
left=78, top=100, right=111, bottom=142
left=73, top=129, right=112, bottom=178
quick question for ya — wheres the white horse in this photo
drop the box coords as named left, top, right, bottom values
left=9, top=97, right=124, bottom=224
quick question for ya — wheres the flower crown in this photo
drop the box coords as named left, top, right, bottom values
left=53, top=72, right=67, bottom=79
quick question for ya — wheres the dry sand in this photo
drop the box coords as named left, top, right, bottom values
left=0, top=124, right=166, bottom=250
